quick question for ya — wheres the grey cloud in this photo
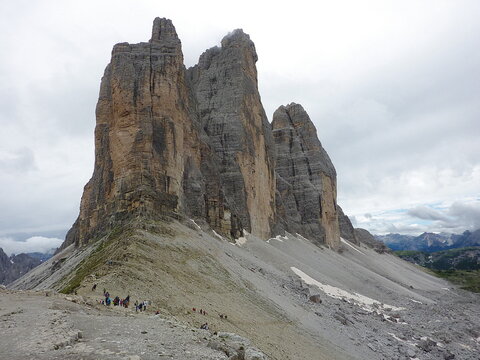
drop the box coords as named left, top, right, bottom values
left=407, top=206, right=451, bottom=222
left=0, top=236, right=63, bottom=256
left=0, top=148, right=37, bottom=173
left=448, top=202, right=480, bottom=230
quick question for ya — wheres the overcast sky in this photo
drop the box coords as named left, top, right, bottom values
left=0, top=0, right=479, bottom=254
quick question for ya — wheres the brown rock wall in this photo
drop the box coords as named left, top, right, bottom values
left=62, top=18, right=349, bottom=252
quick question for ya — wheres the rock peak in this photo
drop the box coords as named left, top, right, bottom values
left=221, top=29, right=257, bottom=61
left=150, top=17, right=180, bottom=44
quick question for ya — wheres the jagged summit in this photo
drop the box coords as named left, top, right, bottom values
left=150, top=17, right=180, bottom=44
left=62, top=18, right=348, bottom=250
left=220, top=29, right=258, bottom=60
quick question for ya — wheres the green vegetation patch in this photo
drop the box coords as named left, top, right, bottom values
left=433, top=269, right=480, bottom=293
left=60, top=226, right=130, bottom=294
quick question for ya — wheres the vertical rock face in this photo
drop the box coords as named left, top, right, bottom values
left=64, top=18, right=209, bottom=247
left=272, top=104, right=340, bottom=249
left=63, top=18, right=347, bottom=250
left=337, top=205, right=359, bottom=244
left=187, top=30, right=276, bottom=239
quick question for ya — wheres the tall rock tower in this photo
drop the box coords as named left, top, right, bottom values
left=64, top=18, right=207, bottom=247
left=187, top=30, right=276, bottom=239
left=62, top=18, right=342, bottom=250
left=273, top=104, right=340, bottom=249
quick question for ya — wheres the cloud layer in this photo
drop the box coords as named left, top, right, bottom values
left=0, top=236, right=63, bottom=256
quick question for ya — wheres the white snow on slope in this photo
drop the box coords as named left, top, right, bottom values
left=267, top=235, right=287, bottom=243
left=235, top=237, right=247, bottom=246
left=295, top=233, right=311, bottom=243
left=212, top=230, right=224, bottom=241
left=291, top=266, right=404, bottom=313
left=341, top=238, right=365, bottom=255
left=190, top=219, right=201, bottom=230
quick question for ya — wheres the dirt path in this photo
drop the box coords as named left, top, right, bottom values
left=0, top=289, right=228, bottom=359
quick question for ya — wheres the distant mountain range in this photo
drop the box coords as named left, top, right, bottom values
left=394, top=247, right=480, bottom=271
left=375, top=229, right=480, bottom=252
left=0, top=248, right=53, bottom=285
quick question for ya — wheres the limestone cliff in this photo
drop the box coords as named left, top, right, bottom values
left=187, top=30, right=276, bottom=239
left=63, top=19, right=276, bottom=247
left=272, top=103, right=340, bottom=249
left=63, top=18, right=347, bottom=250
left=63, top=18, right=214, bottom=247
left=338, top=205, right=359, bottom=245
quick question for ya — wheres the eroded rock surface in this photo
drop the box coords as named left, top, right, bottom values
left=272, top=103, right=340, bottom=248
left=62, top=18, right=346, bottom=249
left=187, top=30, right=276, bottom=239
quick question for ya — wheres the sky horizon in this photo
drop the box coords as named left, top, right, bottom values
left=1, top=1, right=479, bottom=254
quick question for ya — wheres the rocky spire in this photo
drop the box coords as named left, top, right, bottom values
left=187, top=29, right=275, bottom=239
left=273, top=103, right=340, bottom=249
left=150, top=17, right=180, bottom=44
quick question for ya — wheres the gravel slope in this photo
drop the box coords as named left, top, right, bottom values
left=7, top=220, right=480, bottom=359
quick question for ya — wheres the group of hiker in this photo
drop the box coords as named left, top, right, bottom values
left=192, top=307, right=227, bottom=320
left=92, top=284, right=133, bottom=309
left=99, top=290, right=131, bottom=308
left=92, top=283, right=229, bottom=332
left=192, top=307, right=208, bottom=315
left=134, top=300, right=148, bottom=312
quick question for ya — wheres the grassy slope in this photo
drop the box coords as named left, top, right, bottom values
left=433, top=270, right=480, bottom=293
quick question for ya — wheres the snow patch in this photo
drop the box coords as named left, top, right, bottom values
left=295, top=233, right=310, bottom=242
left=235, top=237, right=247, bottom=246
left=190, top=219, right=201, bottom=230
left=291, top=267, right=405, bottom=313
left=267, top=235, right=287, bottom=243
left=341, top=238, right=365, bottom=255
left=409, top=299, right=423, bottom=304
left=212, top=230, right=224, bottom=241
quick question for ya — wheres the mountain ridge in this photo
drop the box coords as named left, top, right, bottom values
left=0, top=247, right=42, bottom=285
left=376, top=229, right=480, bottom=252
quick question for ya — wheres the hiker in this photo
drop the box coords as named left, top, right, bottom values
left=135, top=301, right=138, bottom=312
left=143, top=301, right=147, bottom=312
left=220, top=314, right=224, bottom=319
left=92, top=283, right=97, bottom=291
left=192, top=308, right=196, bottom=312
left=200, top=323, right=209, bottom=330
left=200, top=309, right=203, bottom=315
